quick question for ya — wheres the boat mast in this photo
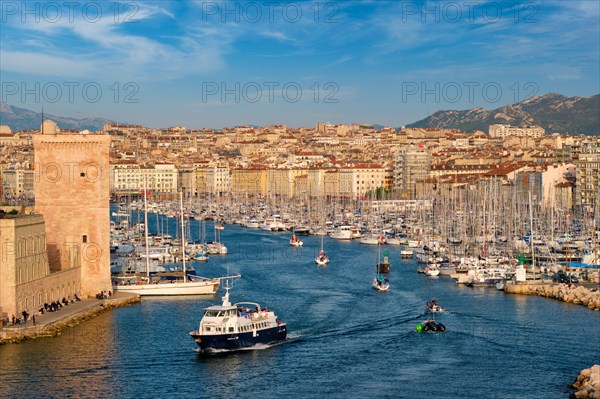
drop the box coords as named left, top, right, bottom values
left=143, top=175, right=150, bottom=280
left=179, top=191, right=188, bottom=283
left=529, top=191, right=535, bottom=279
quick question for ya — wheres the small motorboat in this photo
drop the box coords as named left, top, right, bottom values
left=289, top=233, right=303, bottom=247
left=425, top=264, right=440, bottom=277
left=416, top=319, right=446, bottom=332
left=194, top=252, right=209, bottom=262
left=426, top=299, right=445, bottom=313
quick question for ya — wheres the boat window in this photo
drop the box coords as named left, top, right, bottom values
left=205, top=310, right=219, bottom=317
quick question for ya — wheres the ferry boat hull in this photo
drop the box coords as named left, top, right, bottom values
left=190, top=324, right=287, bottom=352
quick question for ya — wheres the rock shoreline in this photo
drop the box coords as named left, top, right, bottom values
left=0, top=294, right=140, bottom=344
left=504, top=283, right=600, bottom=311
left=571, top=365, right=600, bottom=399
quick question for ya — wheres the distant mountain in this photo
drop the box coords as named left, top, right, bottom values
left=0, top=102, right=116, bottom=132
left=406, top=93, right=600, bottom=135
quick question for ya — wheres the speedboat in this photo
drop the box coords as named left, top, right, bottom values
left=416, top=319, right=446, bottom=332
left=189, top=283, right=287, bottom=352
left=289, top=233, right=303, bottom=247
left=426, top=299, right=445, bottom=313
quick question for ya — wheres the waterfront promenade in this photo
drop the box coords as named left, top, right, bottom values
left=0, top=292, right=140, bottom=344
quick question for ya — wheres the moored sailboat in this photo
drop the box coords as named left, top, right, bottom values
left=113, top=189, right=221, bottom=296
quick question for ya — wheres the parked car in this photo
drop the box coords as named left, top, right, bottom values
left=552, top=271, right=579, bottom=284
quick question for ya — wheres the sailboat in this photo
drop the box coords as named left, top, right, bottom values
left=315, top=234, right=329, bottom=265
left=113, top=190, right=221, bottom=296
left=194, top=219, right=209, bottom=262
left=373, top=242, right=390, bottom=291
left=289, top=227, right=303, bottom=247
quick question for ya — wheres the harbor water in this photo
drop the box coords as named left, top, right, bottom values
left=1, top=217, right=599, bottom=399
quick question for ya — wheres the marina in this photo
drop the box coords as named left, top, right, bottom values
left=1, top=222, right=599, bottom=398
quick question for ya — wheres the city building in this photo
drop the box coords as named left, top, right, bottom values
left=394, top=145, right=432, bottom=198
left=109, top=162, right=178, bottom=194
left=1, top=167, right=35, bottom=201
left=489, top=124, right=545, bottom=139
left=576, top=138, right=600, bottom=211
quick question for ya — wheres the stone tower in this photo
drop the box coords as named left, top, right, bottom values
left=33, top=126, right=111, bottom=297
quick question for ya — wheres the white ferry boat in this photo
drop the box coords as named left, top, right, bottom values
left=189, top=285, right=287, bottom=352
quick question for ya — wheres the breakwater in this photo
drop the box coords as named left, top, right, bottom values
left=504, top=282, right=600, bottom=310
left=0, top=294, right=140, bottom=344
left=571, top=365, right=600, bottom=399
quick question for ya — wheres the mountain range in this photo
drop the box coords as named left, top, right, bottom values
left=1, top=93, right=598, bottom=135
left=405, top=93, right=599, bottom=135
left=0, top=102, right=115, bottom=132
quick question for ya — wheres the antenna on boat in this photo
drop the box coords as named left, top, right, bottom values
left=143, top=175, right=150, bottom=280
left=222, top=265, right=232, bottom=306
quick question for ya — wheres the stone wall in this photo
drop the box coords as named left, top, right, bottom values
left=504, top=283, right=600, bottom=311
left=571, top=365, right=600, bottom=399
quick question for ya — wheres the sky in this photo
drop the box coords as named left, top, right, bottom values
left=1, top=0, right=599, bottom=129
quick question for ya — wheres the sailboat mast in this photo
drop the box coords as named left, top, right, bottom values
left=180, top=192, right=187, bottom=283
left=529, top=191, right=535, bottom=279
left=143, top=176, right=150, bottom=279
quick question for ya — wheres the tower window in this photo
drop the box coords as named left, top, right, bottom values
left=82, top=235, right=88, bottom=243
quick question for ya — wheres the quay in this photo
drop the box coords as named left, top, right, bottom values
left=504, top=282, right=600, bottom=311
left=0, top=292, right=140, bottom=344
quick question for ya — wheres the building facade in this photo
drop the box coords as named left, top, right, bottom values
left=394, top=145, right=432, bottom=198
left=489, top=124, right=545, bottom=139
left=576, top=139, right=600, bottom=211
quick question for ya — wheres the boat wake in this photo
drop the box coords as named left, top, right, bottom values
left=194, top=340, right=288, bottom=355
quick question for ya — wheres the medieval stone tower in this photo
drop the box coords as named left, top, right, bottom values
left=32, top=127, right=112, bottom=297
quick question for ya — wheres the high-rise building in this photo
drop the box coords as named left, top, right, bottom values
left=576, top=138, right=600, bottom=211
left=394, top=145, right=431, bottom=198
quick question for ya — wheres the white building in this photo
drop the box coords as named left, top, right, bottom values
left=109, top=162, right=178, bottom=194
left=488, top=124, right=545, bottom=139
left=2, top=168, right=35, bottom=199
left=339, top=164, right=387, bottom=198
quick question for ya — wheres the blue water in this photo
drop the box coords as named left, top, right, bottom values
left=1, top=215, right=599, bottom=399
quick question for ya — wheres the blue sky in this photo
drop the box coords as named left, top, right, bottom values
left=1, top=0, right=599, bottom=129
